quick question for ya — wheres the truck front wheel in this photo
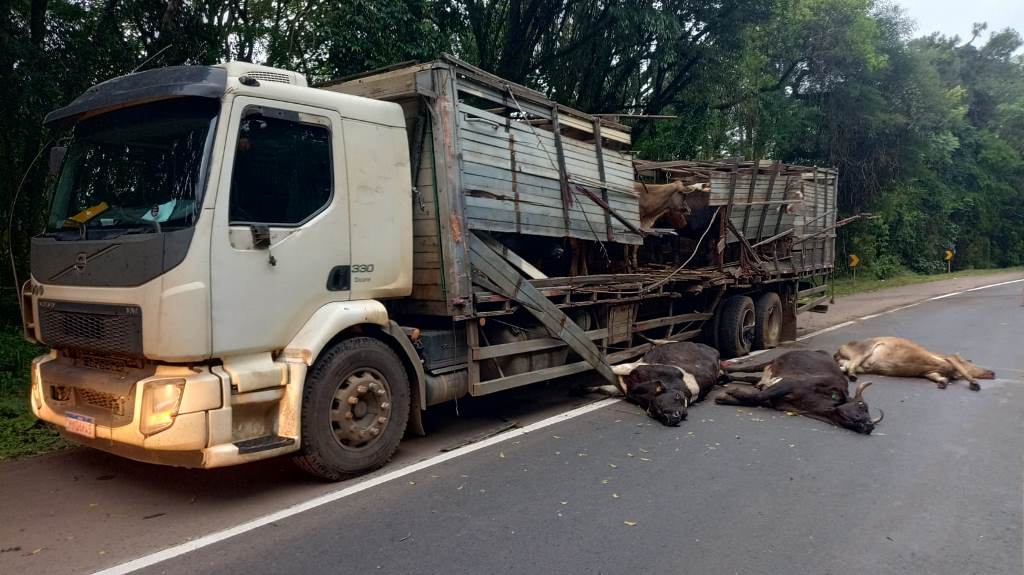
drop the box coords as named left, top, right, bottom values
left=294, top=337, right=410, bottom=481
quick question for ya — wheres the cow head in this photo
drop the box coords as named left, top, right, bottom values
left=616, top=363, right=690, bottom=426
left=831, top=381, right=883, bottom=435
left=649, top=388, right=688, bottom=426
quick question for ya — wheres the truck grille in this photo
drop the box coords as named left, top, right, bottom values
left=37, top=301, right=143, bottom=357
left=76, top=387, right=129, bottom=416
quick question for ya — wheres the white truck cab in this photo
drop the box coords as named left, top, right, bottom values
left=25, top=62, right=419, bottom=477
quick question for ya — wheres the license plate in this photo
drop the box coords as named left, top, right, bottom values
left=65, top=412, right=96, bottom=439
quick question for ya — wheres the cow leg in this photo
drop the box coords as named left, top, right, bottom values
left=727, top=373, right=763, bottom=385
left=925, top=372, right=949, bottom=389
left=945, top=356, right=981, bottom=391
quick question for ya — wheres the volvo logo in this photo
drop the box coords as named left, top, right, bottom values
left=74, top=252, right=88, bottom=272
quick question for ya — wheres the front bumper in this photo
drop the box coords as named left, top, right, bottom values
left=30, top=353, right=296, bottom=468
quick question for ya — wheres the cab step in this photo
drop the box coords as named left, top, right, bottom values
left=234, top=435, right=295, bottom=454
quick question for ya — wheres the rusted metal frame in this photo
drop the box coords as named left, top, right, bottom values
left=550, top=106, right=573, bottom=233
left=755, top=161, right=781, bottom=242
left=508, top=121, right=521, bottom=232
left=468, top=233, right=618, bottom=385
left=741, top=159, right=761, bottom=238
left=473, top=328, right=609, bottom=360
left=592, top=118, right=614, bottom=241
left=465, top=319, right=481, bottom=387
left=433, top=68, right=473, bottom=313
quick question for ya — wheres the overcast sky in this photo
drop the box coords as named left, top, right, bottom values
left=897, top=0, right=1024, bottom=40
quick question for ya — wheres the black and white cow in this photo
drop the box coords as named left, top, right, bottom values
left=607, top=342, right=726, bottom=426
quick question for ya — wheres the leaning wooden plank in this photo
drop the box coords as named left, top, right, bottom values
left=468, top=232, right=618, bottom=385
left=476, top=232, right=548, bottom=279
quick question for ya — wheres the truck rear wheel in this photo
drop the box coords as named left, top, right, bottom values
left=294, top=337, right=410, bottom=481
left=717, top=295, right=755, bottom=359
left=753, top=292, right=782, bottom=350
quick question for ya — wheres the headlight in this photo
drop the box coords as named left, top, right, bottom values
left=140, top=379, right=186, bottom=436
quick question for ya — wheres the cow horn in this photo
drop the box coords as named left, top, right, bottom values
left=854, top=380, right=873, bottom=401
left=871, top=409, right=884, bottom=425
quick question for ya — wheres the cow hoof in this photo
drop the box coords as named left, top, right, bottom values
left=936, top=383, right=947, bottom=389
left=969, top=382, right=981, bottom=391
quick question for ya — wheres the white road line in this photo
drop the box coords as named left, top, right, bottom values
left=795, top=321, right=856, bottom=342
left=91, top=397, right=621, bottom=575
left=95, top=275, right=1023, bottom=574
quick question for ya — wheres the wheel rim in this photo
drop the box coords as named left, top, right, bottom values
left=329, top=368, right=392, bottom=451
left=740, top=308, right=755, bottom=350
left=764, top=306, right=782, bottom=347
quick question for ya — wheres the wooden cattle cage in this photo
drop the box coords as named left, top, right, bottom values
left=325, top=55, right=641, bottom=320
left=326, top=58, right=838, bottom=402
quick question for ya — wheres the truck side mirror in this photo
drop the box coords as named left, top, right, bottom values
left=48, top=146, right=67, bottom=176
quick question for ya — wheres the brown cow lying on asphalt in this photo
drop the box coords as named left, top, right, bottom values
left=606, top=342, right=725, bottom=426
left=834, top=337, right=995, bottom=391
left=717, top=350, right=883, bottom=434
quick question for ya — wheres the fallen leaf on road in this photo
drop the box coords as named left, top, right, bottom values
left=560, top=501, right=568, bottom=505
left=608, top=463, right=618, bottom=469
left=788, top=444, right=796, bottom=448
left=612, top=493, right=620, bottom=499
left=624, top=521, right=637, bottom=527
left=98, top=550, right=106, bottom=556
left=601, top=479, right=609, bottom=485
left=639, top=457, right=650, bottom=461
left=785, top=411, right=799, bottom=416
left=499, top=452, right=505, bottom=459
left=627, top=453, right=634, bottom=457
left=552, top=435, right=561, bottom=439
left=29, top=548, right=43, bottom=556
left=142, top=513, right=166, bottom=520
left=408, top=481, right=416, bottom=485
left=639, top=448, right=649, bottom=453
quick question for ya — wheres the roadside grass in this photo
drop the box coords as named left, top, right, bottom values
left=831, top=267, right=1024, bottom=298
left=0, top=325, right=64, bottom=460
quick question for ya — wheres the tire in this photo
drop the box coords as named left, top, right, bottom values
left=753, top=292, right=783, bottom=350
left=717, top=295, right=755, bottom=359
left=293, top=337, right=410, bottom=481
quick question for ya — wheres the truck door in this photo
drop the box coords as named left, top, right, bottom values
left=210, top=97, right=350, bottom=355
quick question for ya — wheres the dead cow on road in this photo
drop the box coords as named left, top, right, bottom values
left=608, top=342, right=725, bottom=426
left=834, top=337, right=995, bottom=391
left=717, top=350, right=883, bottom=434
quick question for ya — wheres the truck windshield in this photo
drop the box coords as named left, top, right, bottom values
left=46, top=97, right=219, bottom=237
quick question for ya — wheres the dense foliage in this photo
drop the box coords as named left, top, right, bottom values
left=3, top=0, right=1023, bottom=291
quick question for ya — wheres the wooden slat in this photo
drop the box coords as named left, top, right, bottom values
left=468, top=232, right=617, bottom=386
left=632, top=312, right=713, bottom=332
left=473, top=328, right=608, bottom=360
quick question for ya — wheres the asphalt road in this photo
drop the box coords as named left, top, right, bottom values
left=1, top=275, right=1021, bottom=575
left=125, top=281, right=1023, bottom=575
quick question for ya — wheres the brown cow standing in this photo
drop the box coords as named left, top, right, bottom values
left=626, top=181, right=710, bottom=270
left=834, top=336, right=995, bottom=391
